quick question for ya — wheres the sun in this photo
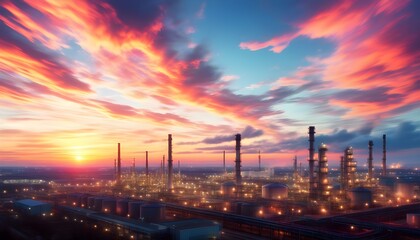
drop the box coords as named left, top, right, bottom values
left=75, top=155, right=83, bottom=162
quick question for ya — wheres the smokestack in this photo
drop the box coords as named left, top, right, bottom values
left=293, top=155, right=298, bottom=180
left=178, top=160, right=180, bottom=176
left=382, top=134, right=387, bottom=176
left=308, top=126, right=316, bottom=199
left=117, top=143, right=121, bottom=182
left=223, top=151, right=226, bottom=173
left=145, top=151, right=149, bottom=176
left=340, top=156, right=344, bottom=191
left=167, top=134, right=173, bottom=191
left=258, top=150, right=261, bottom=171
left=368, top=140, right=373, bottom=181
left=235, top=134, right=242, bottom=186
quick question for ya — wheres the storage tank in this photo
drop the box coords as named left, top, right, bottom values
left=87, top=196, right=95, bottom=209
left=396, top=180, right=418, bottom=199
left=221, top=181, right=236, bottom=197
left=347, top=187, right=372, bottom=208
left=93, top=197, right=104, bottom=211
left=102, top=198, right=116, bottom=214
left=240, top=203, right=259, bottom=217
left=128, top=201, right=143, bottom=219
left=116, top=199, right=129, bottom=216
left=407, top=213, right=420, bottom=227
left=140, top=203, right=165, bottom=222
left=262, top=183, right=288, bottom=199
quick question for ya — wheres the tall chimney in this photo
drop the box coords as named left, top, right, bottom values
left=368, top=140, right=373, bottom=181
left=293, top=155, right=298, bottom=179
left=382, top=134, right=387, bottom=176
left=145, top=151, right=149, bottom=176
left=178, top=160, right=180, bottom=176
left=167, top=134, right=173, bottom=191
left=223, top=151, right=226, bottom=173
left=258, top=150, right=261, bottom=171
left=308, top=126, right=316, bottom=199
left=162, top=155, right=165, bottom=174
left=235, top=134, right=242, bottom=186
left=117, top=143, right=121, bottom=182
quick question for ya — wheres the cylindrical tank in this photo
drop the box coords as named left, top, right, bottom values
left=240, top=203, right=259, bottom=217
left=262, top=183, right=288, bottom=199
left=348, top=187, right=372, bottom=208
left=102, top=198, right=116, bottom=214
left=128, top=201, right=143, bottom=219
left=140, top=203, right=165, bottom=222
left=93, top=197, right=104, bottom=211
left=396, top=180, right=418, bottom=199
left=116, top=199, right=129, bottom=216
left=221, top=182, right=236, bottom=197
left=87, top=197, right=95, bottom=209
left=407, top=213, right=420, bottom=227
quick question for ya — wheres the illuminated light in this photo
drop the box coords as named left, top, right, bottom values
left=94, top=225, right=97, bottom=228
left=50, top=213, right=53, bottom=216
left=42, top=213, right=46, bottom=216
left=340, top=205, right=343, bottom=209
left=104, top=208, right=108, bottom=212
left=350, top=226, right=354, bottom=230
left=130, top=236, right=134, bottom=239
left=223, top=207, right=227, bottom=211
left=259, top=210, right=263, bottom=215
left=277, top=211, right=282, bottom=215
left=297, top=209, right=301, bottom=213
left=321, top=208, right=327, bottom=214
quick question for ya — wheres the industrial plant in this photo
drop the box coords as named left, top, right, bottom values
left=1, top=126, right=420, bottom=239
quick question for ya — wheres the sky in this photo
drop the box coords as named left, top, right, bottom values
left=0, top=0, right=419, bottom=168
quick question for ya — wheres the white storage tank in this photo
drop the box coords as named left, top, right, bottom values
left=128, top=201, right=143, bottom=219
left=407, top=213, right=420, bottom=227
left=140, top=203, right=165, bottom=222
left=102, top=198, right=116, bottom=214
left=347, top=187, right=372, bottom=209
left=262, top=183, right=288, bottom=200
left=221, top=181, right=236, bottom=197
left=116, top=199, right=129, bottom=216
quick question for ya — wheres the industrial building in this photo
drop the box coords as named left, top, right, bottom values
left=14, top=199, right=52, bottom=216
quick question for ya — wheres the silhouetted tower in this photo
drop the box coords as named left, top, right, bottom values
left=299, top=162, right=302, bottom=177
left=145, top=151, right=149, bottom=176
left=308, top=126, right=317, bottom=199
left=235, top=134, right=242, bottom=186
left=223, top=151, right=226, bottom=173
left=318, top=143, right=330, bottom=200
left=343, top=147, right=357, bottom=191
left=293, top=155, right=298, bottom=181
left=382, top=134, right=387, bottom=176
left=167, top=134, right=173, bottom=191
left=368, top=140, right=374, bottom=181
left=117, top=143, right=121, bottom=182
left=258, top=150, right=261, bottom=171
left=178, top=160, right=180, bottom=176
